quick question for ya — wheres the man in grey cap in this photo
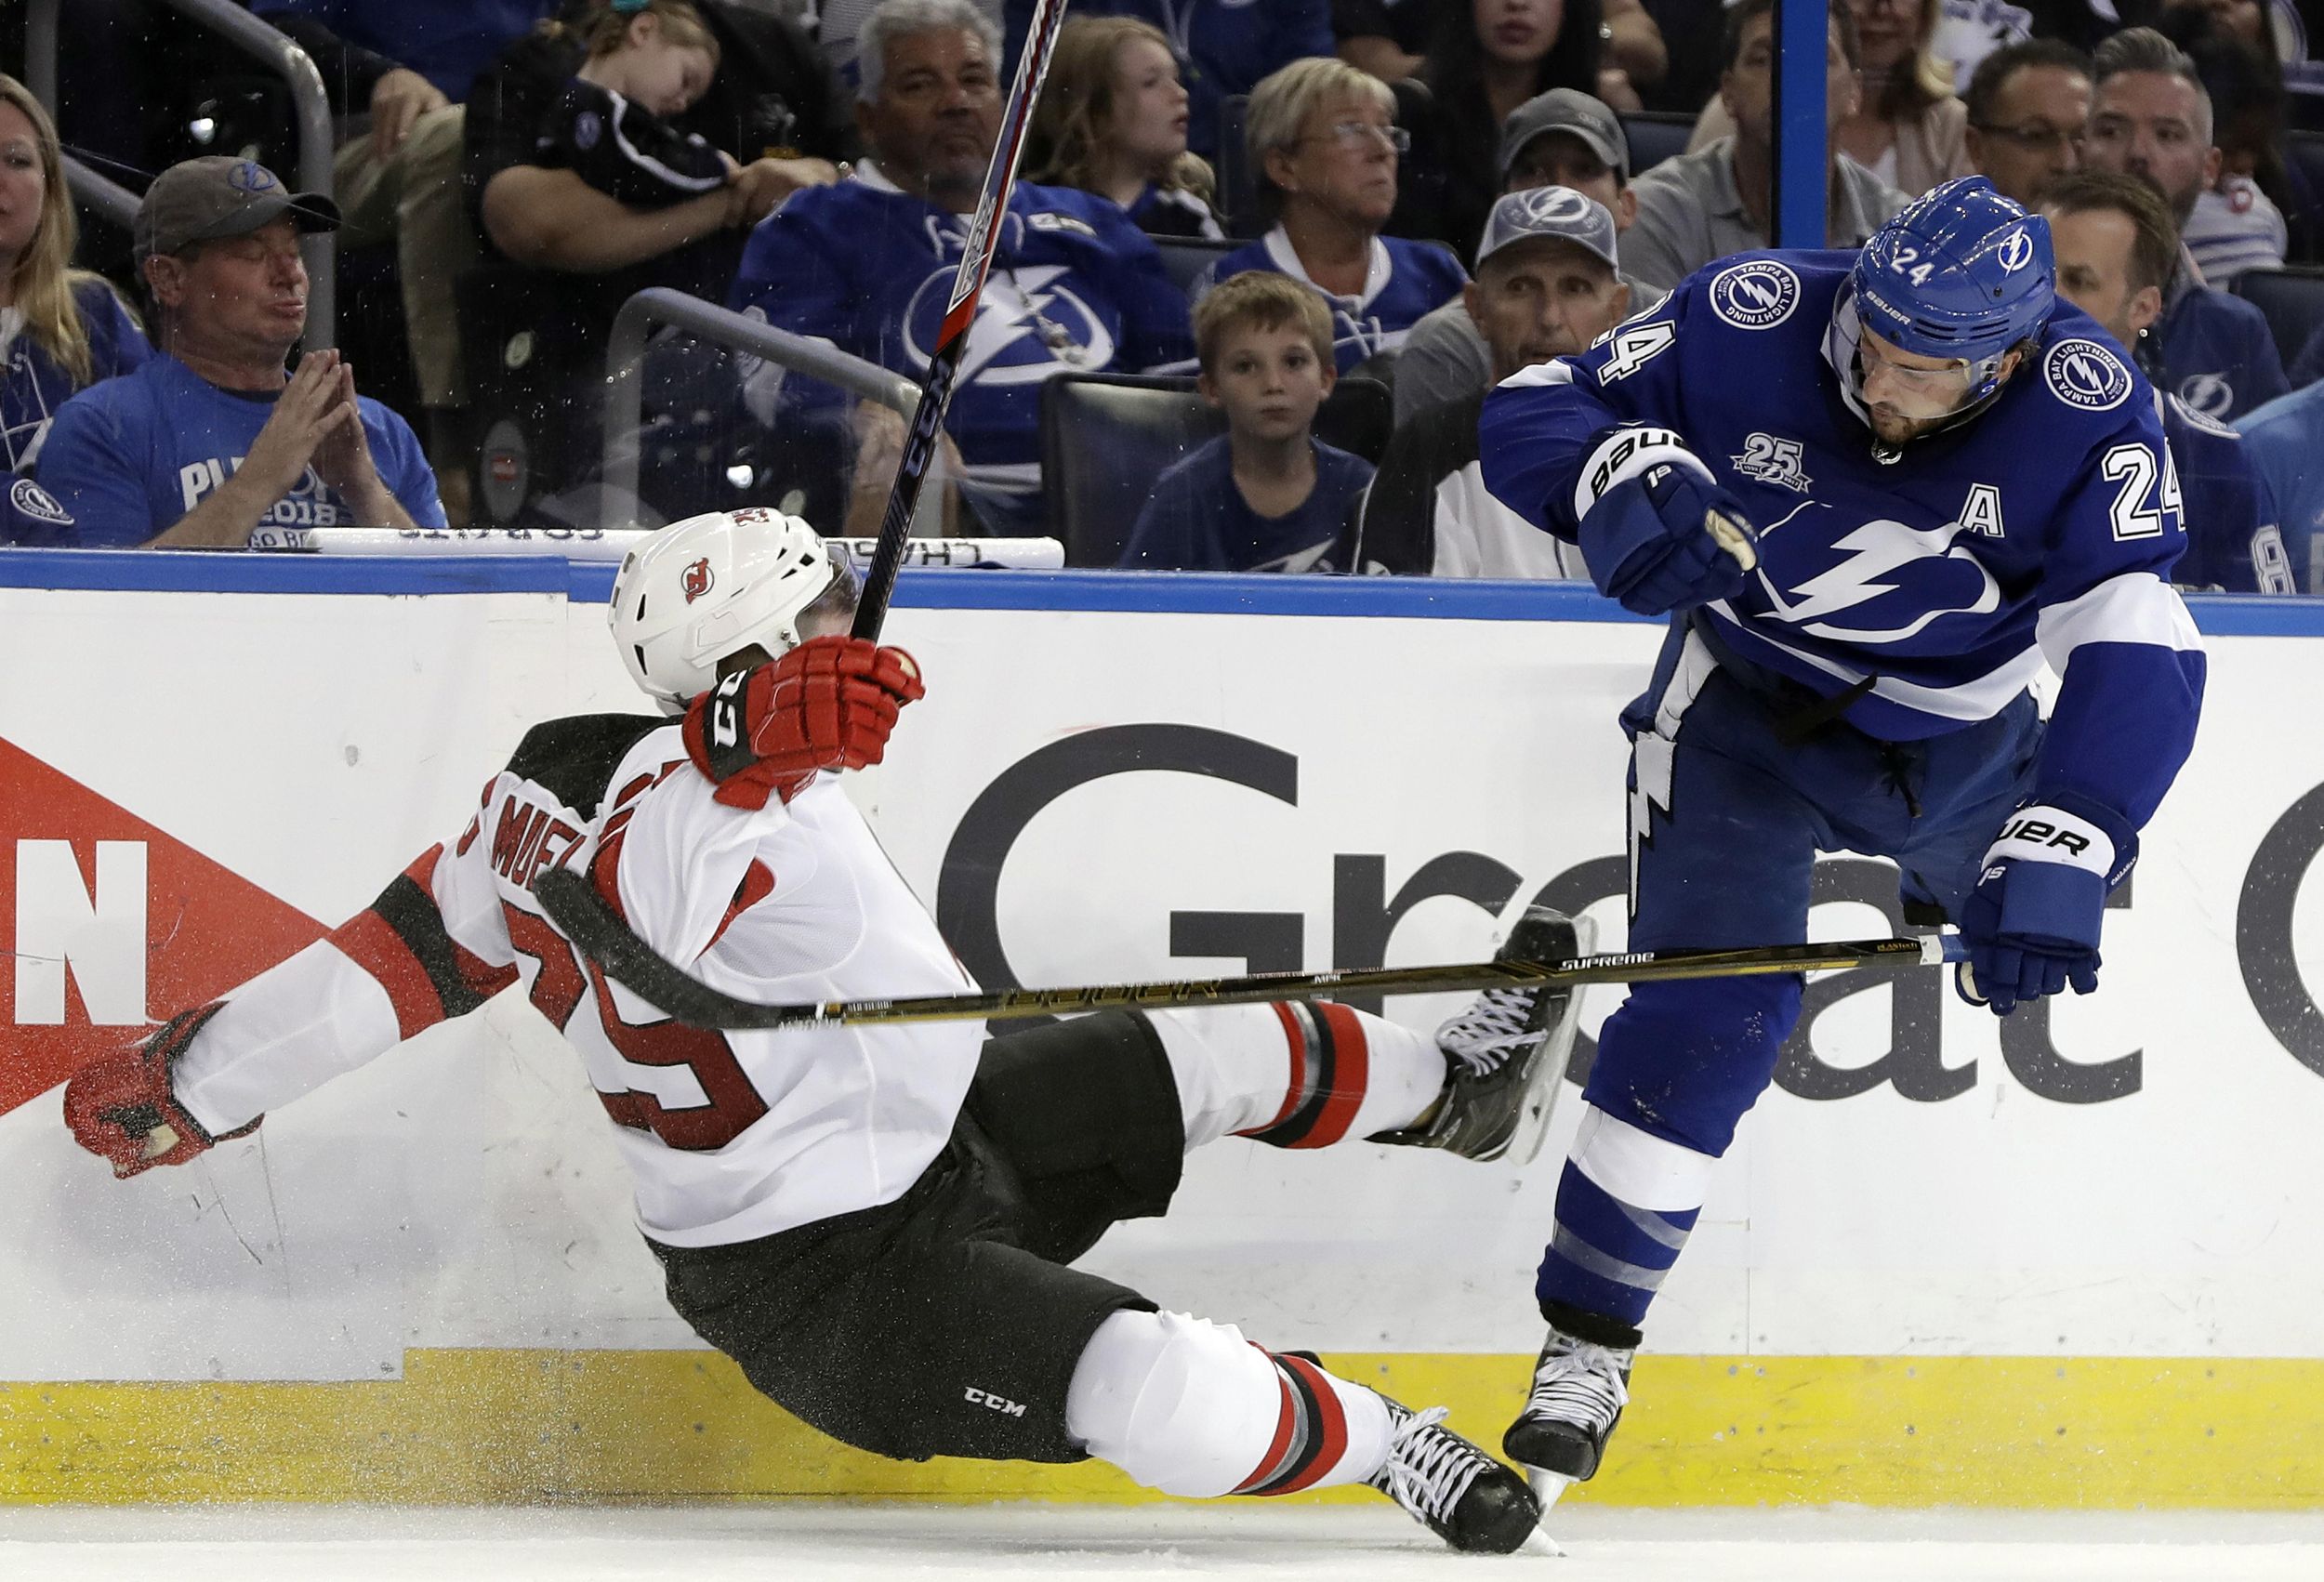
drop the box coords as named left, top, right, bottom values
left=36, top=156, right=445, bottom=547
left=1394, top=88, right=1656, bottom=425
left=1355, top=187, right=1630, bottom=578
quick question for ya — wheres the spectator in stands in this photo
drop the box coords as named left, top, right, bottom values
left=1620, top=0, right=1908, bottom=292
left=2082, top=27, right=2287, bottom=420
left=1394, top=89, right=1661, bottom=423
left=820, top=0, right=1003, bottom=85
left=33, top=158, right=444, bottom=547
left=1689, top=0, right=1970, bottom=198
left=251, top=3, right=557, bottom=525
left=1198, top=59, right=1469, bottom=374
left=1116, top=270, right=1370, bottom=573
left=2171, top=18, right=2292, bottom=284
left=731, top=0, right=1194, bottom=534
left=1397, top=0, right=1630, bottom=256
left=1962, top=38, right=2092, bottom=208
left=0, top=75, right=151, bottom=475
left=2237, top=381, right=2324, bottom=594
left=1931, top=0, right=2030, bottom=93
left=1027, top=17, right=1222, bottom=239
left=468, top=1, right=843, bottom=298
left=535, top=0, right=731, bottom=206
left=1003, top=0, right=1333, bottom=162
left=2042, top=170, right=2295, bottom=594
left=1356, top=188, right=1623, bottom=577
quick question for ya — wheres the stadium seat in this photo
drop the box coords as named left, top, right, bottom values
left=1154, top=236, right=1238, bottom=295
left=1216, top=95, right=1258, bottom=238
left=2231, top=266, right=2324, bottom=374
left=1041, top=373, right=1393, bottom=567
left=1618, top=111, right=1696, bottom=175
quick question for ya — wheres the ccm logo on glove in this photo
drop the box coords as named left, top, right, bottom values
left=683, top=635, right=926, bottom=811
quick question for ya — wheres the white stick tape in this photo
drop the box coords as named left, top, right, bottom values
left=253, top=528, right=1066, bottom=571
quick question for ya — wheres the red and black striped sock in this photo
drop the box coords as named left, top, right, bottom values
left=1235, top=1000, right=1371, bottom=1151
left=1232, top=1351, right=1356, bottom=1496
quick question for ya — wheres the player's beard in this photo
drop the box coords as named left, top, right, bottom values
left=1866, top=402, right=1941, bottom=445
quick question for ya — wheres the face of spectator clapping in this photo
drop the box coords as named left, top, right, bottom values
left=1269, top=93, right=1401, bottom=232
left=1505, top=130, right=1636, bottom=232
left=1968, top=63, right=2089, bottom=208
left=859, top=25, right=1003, bottom=207
left=1476, top=0, right=1565, bottom=66
left=144, top=214, right=309, bottom=363
left=1723, top=13, right=1858, bottom=154
left=0, top=99, right=46, bottom=273
left=1108, top=36, right=1190, bottom=173
left=1466, top=238, right=1630, bottom=381
left=2084, top=72, right=2219, bottom=228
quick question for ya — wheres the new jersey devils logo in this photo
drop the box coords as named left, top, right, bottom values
left=681, top=557, right=714, bottom=603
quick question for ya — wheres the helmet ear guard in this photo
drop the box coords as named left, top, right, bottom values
left=608, top=507, right=843, bottom=712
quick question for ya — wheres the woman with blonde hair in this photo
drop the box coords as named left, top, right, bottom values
left=0, top=73, right=151, bottom=473
left=1688, top=0, right=1970, bottom=198
left=1028, top=16, right=1221, bottom=239
left=1196, top=58, right=1468, bottom=374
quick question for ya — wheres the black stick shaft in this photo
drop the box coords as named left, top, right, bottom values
left=533, top=866, right=1957, bottom=1033
left=852, top=0, right=1073, bottom=642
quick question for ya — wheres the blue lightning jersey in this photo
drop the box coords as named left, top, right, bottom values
left=1196, top=228, right=1470, bottom=374
left=2161, top=394, right=2294, bottom=595
left=1482, top=250, right=2206, bottom=833
left=729, top=165, right=1195, bottom=533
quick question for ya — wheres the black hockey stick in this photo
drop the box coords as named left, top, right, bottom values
left=850, top=0, right=1074, bottom=643
left=531, top=864, right=1961, bottom=1032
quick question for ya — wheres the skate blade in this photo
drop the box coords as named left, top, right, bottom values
left=1518, top=1525, right=1566, bottom=1558
left=1508, top=913, right=1596, bottom=1169
left=1524, top=1463, right=1580, bottom=1513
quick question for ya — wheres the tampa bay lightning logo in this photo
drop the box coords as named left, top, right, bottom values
left=1709, top=260, right=1801, bottom=330
left=2043, top=337, right=2133, bottom=411
left=902, top=262, right=1115, bottom=386
left=1997, top=228, right=2036, bottom=272
left=2166, top=391, right=2237, bottom=436
left=1749, top=503, right=2000, bottom=643
left=229, top=161, right=278, bottom=193
left=2176, top=373, right=2234, bottom=420
left=8, top=476, right=70, bottom=526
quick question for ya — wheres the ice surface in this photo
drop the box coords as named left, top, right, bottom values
left=7, top=1504, right=2324, bottom=1581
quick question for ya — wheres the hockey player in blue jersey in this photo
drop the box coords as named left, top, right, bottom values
left=1460, top=177, right=2207, bottom=1499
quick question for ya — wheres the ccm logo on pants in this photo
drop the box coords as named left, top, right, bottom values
left=964, top=1387, right=1028, bottom=1417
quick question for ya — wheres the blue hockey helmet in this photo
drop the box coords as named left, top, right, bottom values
left=1848, top=177, right=2054, bottom=402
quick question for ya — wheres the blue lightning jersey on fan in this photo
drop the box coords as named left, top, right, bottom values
left=728, top=164, right=1195, bottom=533
left=1196, top=228, right=1470, bottom=374
left=2160, top=393, right=2293, bottom=595
left=1481, top=249, right=2206, bottom=834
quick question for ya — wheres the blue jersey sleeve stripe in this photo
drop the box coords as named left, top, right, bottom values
left=2034, top=571, right=2206, bottom=670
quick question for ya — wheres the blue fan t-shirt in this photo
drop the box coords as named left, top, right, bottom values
left=1117, top=433, right=1371, bottom=572
left=2, top=278, right=153, bottom=472
left=33, top=354, right=445, bottom=547
left=1196, top=227, right=1469, bottom=374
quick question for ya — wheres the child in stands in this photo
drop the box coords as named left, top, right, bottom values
left=1117, top=270, right=1371, bottom=573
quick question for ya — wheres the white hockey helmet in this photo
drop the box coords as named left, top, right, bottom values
left=610, top=507, right=845, bottom=711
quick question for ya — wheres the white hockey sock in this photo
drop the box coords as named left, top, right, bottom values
left=1065, top=1308, right=1393, bottom=1498
left=1146, top=1002, right=1446, bottom=1151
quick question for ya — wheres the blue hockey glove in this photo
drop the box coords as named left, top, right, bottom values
left=1953, top=802, right=2133, bottom=1016
left=1577, top=442, right=1760, bottom=617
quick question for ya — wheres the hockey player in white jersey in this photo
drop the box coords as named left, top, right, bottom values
left=62, top=506, right=1570, bottom=1554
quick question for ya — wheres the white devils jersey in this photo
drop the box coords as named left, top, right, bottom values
left=169, top=715, right=982, bottom=1247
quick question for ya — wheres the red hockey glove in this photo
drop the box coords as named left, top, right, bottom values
left=62, top=1004, right=259, bottom=1180
left=682, top=635, right=927, bottom=811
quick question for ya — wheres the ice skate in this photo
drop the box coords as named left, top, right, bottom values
left=1502, top=1325, right=1633, bottom=1509
left=1367, top=1391, right=1543, bottom=1554
left=1372, top=906, right=1592, bottom=1164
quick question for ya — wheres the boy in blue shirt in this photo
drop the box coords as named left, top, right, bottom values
left=1117, top=270, right=1371, bottom=573
left=33, top=158, right=443, bottom=548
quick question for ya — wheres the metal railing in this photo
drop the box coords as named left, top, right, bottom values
left=601, top=289, right=948, bottom=534
left=29, top=0, right=337, bottom=348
